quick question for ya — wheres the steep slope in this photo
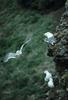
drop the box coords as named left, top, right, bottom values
left=47, top=0, right=68, bottom=99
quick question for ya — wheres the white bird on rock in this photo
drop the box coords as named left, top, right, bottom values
left=44, top=70, right=54, bottom=88
left=44, top=32, right=56, bottom=45
left=4, top=39, right=31, bottom=62
left=44, top=70, right=52, bottom=81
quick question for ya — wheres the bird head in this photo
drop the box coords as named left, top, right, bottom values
left=16, top=50, right=22, bottom=56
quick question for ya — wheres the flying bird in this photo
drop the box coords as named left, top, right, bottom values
left=4, top=39, right=31, bottom=62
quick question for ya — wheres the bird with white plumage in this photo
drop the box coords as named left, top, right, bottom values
left=44, top=32, right=56, bottom=45
left=4, top=39, right=31, bottom=62
left=44, top=70, right=54, bottom=88
left=44, top=70, right=52, bottom=81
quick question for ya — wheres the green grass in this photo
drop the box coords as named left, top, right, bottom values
left=0, top=5, right=59, bottom=100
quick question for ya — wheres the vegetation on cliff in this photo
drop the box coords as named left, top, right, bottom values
left=0, top=0, right=68, bottom=100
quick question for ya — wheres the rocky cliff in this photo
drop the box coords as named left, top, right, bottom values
left=47, top=1, right=68, bottom=99
left=48, top=0, right=68, bottom=73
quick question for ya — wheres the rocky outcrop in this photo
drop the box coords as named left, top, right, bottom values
left=47, top=1, right=68, bottom=100
left=48, top=0, right=68, bottom=74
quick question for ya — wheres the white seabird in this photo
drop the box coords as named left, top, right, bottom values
left=4, top=39, right=31, bottom=62
left=44, top=70, right=52, bottom=81
left=44, top=70, right=54, bottom=88
left=44, top=32, right=56, bottom=45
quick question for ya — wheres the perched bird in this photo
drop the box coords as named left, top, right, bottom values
left=4, top=39, right=31, bottom=62
left=44, top=70, right=54, bottom=88
left=44, top=32, right=56, bottom=45
left=44, top=70, right=52, bottom=81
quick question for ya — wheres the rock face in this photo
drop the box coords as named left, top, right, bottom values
left=47, top=1, right=68, bottom=100
left=48, top=0, right=68, bottom=73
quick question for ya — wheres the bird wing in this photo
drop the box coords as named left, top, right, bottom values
left=20, top=39, right=31, bottom=52
left=4, top=52, right=16, bottom=62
